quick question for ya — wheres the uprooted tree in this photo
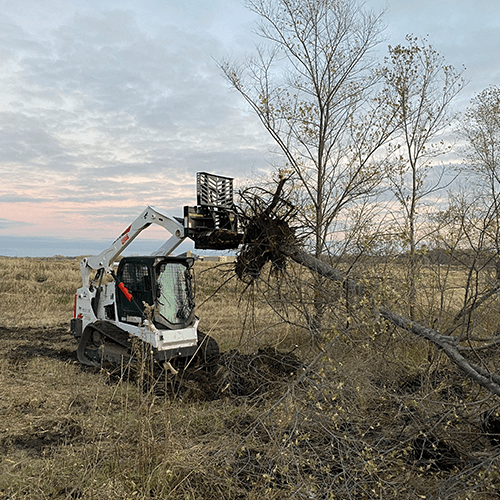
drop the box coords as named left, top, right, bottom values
left=235, top=175, right=500, bottom=399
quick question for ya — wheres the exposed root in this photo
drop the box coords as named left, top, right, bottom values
left=236, top=214, right=295, bottom=281
left=215, top=347, right=302, bottom=398
left=235, top=176, right=298, bottom=282
left=145, top=347, right=303, bottom=401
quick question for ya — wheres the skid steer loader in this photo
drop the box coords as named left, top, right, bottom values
left=70, top=172, right=241, bottom=367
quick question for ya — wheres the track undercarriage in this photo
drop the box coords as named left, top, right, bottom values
left=75, top=321, right=219, bottom=370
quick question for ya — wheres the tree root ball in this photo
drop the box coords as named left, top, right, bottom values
left=235, top=213, right=296, bottom=281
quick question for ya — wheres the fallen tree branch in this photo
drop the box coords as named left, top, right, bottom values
left=283, top=244, right=500, bottom=396
left=289, top=245, right=500, bottom=397
left=378, top=308, right=500, bottom=398
left=282, top=246, right=365, bottom=297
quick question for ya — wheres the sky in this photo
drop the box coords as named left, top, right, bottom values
left=0, top=0, right=499, bottom=257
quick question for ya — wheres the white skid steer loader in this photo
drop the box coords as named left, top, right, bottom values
left=70, top=172, right=241, bottom=367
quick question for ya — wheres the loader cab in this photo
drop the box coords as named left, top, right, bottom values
left=115, top=256, right=195, bottom=330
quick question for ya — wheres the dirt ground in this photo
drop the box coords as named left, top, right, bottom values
left=2, top=257, right=500, bottom=498
left=0, top=325, right=76, bottom=366
left=0, top=324, right=301, bottom=461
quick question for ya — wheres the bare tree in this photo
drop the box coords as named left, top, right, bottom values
left=459, top=85, right=500, bottom=274
left=220, top=0, right=397, bottom=258
left=419, top=87, right=500, bottom=362
left=220, top=0, right=406, bottom=342
left=381, top=35, right=465, bottom=319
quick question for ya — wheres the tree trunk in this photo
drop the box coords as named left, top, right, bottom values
left=281, top=244, right=500, bottom=398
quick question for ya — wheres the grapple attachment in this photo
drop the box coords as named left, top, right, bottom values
left=184, top=172, right=242, bottom=250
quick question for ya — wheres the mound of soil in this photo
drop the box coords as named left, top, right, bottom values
left=169, top=347, right=302, bottom=401
left=215, top=347, right=302, bottom=398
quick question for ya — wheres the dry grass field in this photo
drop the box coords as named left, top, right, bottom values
left=1, top=255, right=500, bottom=499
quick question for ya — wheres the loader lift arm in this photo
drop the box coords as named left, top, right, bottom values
left=80, top=172, right=242, bottom=288
left=80, top=205, right=187, bottom=288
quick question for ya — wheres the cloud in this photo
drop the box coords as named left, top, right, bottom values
left=18, top=9, right=239, bottom=133
left=0, top=2, right=272, bottom=243
left=0, top=112, right=64, bottom=164
left=4, top=0, right=497, bottom=255
left=0, top=217, right=33, bottom=229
